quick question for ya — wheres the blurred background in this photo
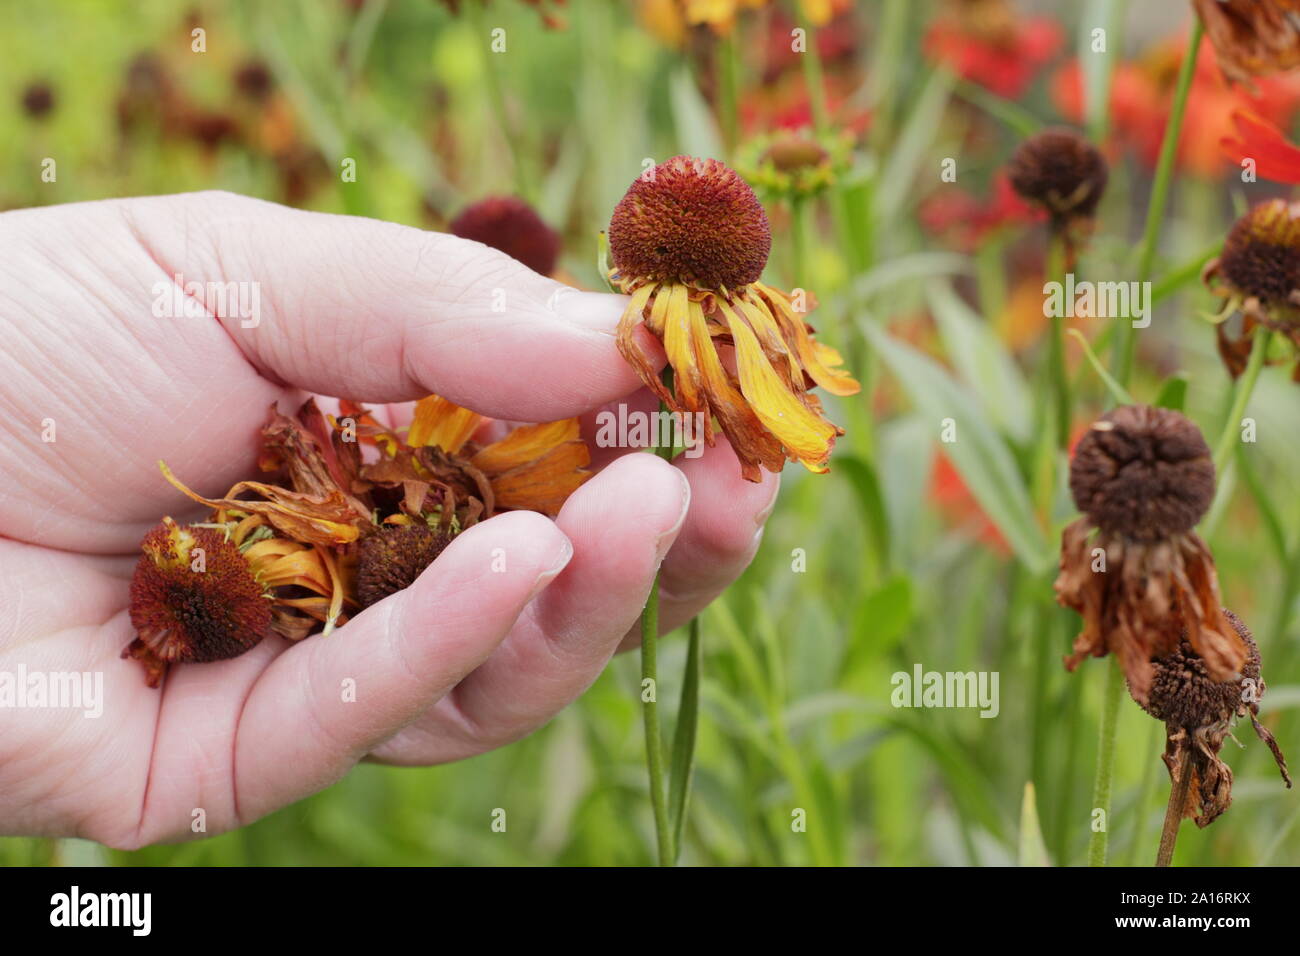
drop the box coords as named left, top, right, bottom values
left=2, top=0, right=1299, bottom=866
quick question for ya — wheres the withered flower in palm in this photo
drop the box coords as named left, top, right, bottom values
left=1007, top=127, right=1108, bottom=260
left=126, top=396, right=589, bottom=685
left=1138, top=609, right=1291, bottom=829
left=607, top=155, right=859, bottom=481
left=1202, top=199, right=1300, bottom=378
left=126, top=515, right=347, bottom=687
left=450, top=196, right=562, bottom=277
left=1193, top=0, right=1300, bottom=86
left=1055, top=405, right=1247, bottom=706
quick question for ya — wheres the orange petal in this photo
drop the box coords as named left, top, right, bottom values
left=685, top=297, right=785, bottom=480
left=408, top=395, right=482, bottom=453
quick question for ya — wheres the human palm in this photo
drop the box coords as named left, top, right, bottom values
left=0, top=192, right=777, bottom=848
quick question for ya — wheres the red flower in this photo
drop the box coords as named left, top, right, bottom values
left=1221, top=109, right=1300, bottom=183
left=924, top=7, right=1062, bottom=99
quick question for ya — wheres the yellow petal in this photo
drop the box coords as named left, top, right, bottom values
left=408, top=395, right=482, bottom=453
left=717, top=302, right=838, bottom=473
left=753, top=282, right=860, bottom=397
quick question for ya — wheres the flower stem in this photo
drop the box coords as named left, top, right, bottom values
left=640, top=567, right=673, bottom=866
left=1046, top=235, right=1071, bottom=447
left=1156, top=741, right=1194, bottom=867
left=1115, top=17, right=1203, bottom=386
left=799, top=20, right=830, bottom=138
left=1087, top=656, right=1123, bottom=866
left=1212, top=325, right=1270, bottom=476
left=640, top=380, right=679, bottom=866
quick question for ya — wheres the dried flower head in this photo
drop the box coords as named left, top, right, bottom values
left=1068, top=403, right=1216, bottom=542
left=610, top=156, right=771, bottom=289
left=1193, top=0, right=1300, bottom=86
left=450, top=196, right=562, bottom=276
left=1007, top=127, right=1107, bottom=249
left=1203, top=199, right=1300, bottom=378
left=356, top=524, right=455, bottom=608
left=20, top=82, right=55, bottom=120
left=1137, top=609, right=1291, bottom=828
left=126, top=397, right=590, bottom=684
left=1056, top=406, right=1246, bottom=705
left=126, top=517, right=273, bottom=687
left=608, top=155, right=859, bottom=481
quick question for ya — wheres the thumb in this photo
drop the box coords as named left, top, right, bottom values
left=122, top=191, right=654, bottom=420
left=231, top=510, right=571, bottom=824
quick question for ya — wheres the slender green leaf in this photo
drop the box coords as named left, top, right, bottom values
left=928, top=282, right=1032, bottom=442
left=668, top=618, right=702, bottom=861
left=864, top=324, right=1054, bottom=572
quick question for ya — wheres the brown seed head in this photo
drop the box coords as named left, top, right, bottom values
left=128, top=518, right=272, bottom=668
left=356, top=524, right=455, bottom=608
left=608, top=155, right=771, bottom=289
left=1143, top=609, right=1261, bottom=729
left=20, top=82, right=55, bottom=120
left=450, top=196, right=562, bottom=276
left=1007, top=127, right=1108, bottom=227
left=233, top=59, right=274, bottom=102
left=1069, top=405, right=1215, bottom=540
left=1215, top=199, right=1300, bottom=308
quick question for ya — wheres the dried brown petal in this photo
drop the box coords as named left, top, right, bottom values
left=1055, top=521, right=1246, bottom=704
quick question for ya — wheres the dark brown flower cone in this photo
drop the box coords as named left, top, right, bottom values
left=1139, top=610, right=1291, bottom=827
left=355, top=524, right=455, bottom=609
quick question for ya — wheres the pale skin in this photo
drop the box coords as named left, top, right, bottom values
left=0, top=191, right=778, bottom=849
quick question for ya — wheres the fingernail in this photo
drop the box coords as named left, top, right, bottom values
left=554, top=289, right=626, bottom=333
left=527, top=538, right=573, bottom=603
left=653, top=470, right=692, bottom=564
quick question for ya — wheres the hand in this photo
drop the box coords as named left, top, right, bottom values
left=0, top=191, right=778, bottom=848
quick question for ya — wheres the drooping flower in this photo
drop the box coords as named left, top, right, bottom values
left=1202, top=198, right=1300, bottom=378
left=1193, top=0, right=1300, bottom=86
left=607, top=155, right=858, bottom=481
left=1007, top=127, right=1108, bottom=256
left=1055, top=405, right=1247, bottom=706
left=1136, top=609, right=1291, bottom=828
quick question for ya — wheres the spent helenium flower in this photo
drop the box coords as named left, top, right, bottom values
left=607, top=155, right=859, bottom=481
left=1055, top=405, right=1247, bottom=705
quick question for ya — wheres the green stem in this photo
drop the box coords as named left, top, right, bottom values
left=469, top=1, right=532, bottom=201
left=1212, top=325, right=1270, bottom=476
left=640, top=569, right=672, bottom=866
left=1115, top=18, right=1203, bottom=387
left=640, top=380, right=679, bottom=866
left=799, top=18, right=829, bottom=137
left=1046, top=236, right=1071, bottom=447
left=1087, top=656, right=1123, bottom=866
